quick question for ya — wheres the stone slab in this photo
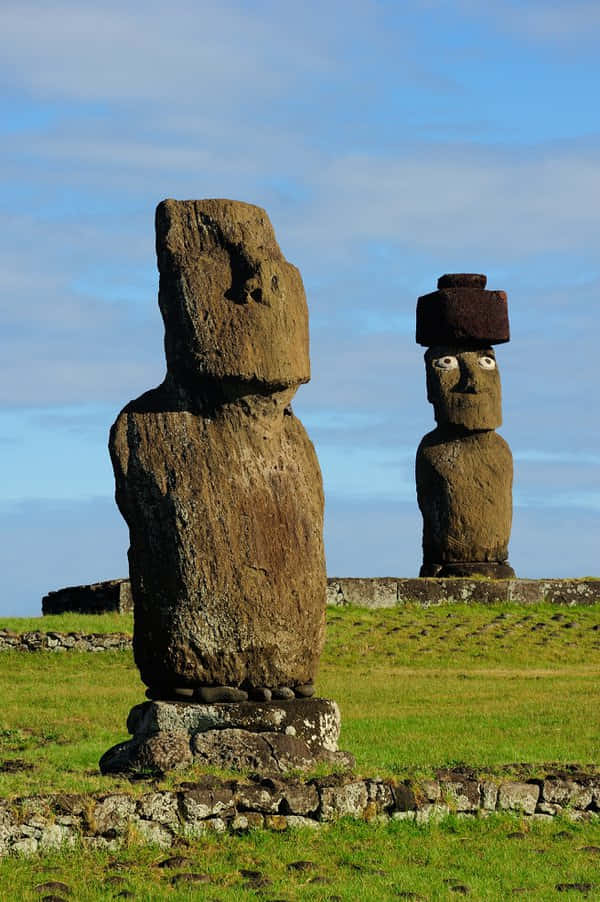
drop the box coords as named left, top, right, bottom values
left=126, top=698, right=341, bottom=754
left=101, top=697, right=349, bottom=776
left=326, top=578, right=398, bottom=608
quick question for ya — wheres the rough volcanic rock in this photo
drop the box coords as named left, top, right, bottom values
left=155, top=198, right=310, bottom=389
left=191, top=729, right=316, bottom=774
left=102, top=696, right=349, bottom=776
left=99, top=731, right=192, bottom=775
left=126, top=698, right=341, bottom=755
left=416, top=273, right=509, bottom=347
left=109, top=199, right=326, bottom=692
left=416, top=428, right=513, bottom=572
left=437, top=273, right=487, bottom=290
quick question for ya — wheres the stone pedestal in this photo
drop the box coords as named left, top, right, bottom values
left=100, top=699, right=353, bottom=777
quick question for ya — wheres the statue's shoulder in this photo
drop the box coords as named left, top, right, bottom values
left=109, top=382, right=170, bottom=449
left=488, top=430, right=511, bottom=451
left=485, top=430, right=513, bottom=464
left=120, top=382, right=172, bottom=417
left=416, top=428, right=444, bottom=456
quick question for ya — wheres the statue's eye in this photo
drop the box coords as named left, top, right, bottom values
left=433, top=355, right=458, bottom=370
left=478, top=356, right=496, bottom=370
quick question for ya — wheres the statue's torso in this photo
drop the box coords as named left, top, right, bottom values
left=110, top=385, right=326, bottom=690
left=416, top=428, right=513, bottom=567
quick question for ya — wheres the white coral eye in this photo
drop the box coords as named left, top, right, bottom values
left=478, top=356, right=496, bottom=370
left=433, top=355, right=458, bottom=370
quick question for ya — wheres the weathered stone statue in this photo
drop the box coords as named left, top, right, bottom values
left=101, top=199, right=349, bottom=775
left=110, top=198, right=325, bottom=698
left=415, top=273, right=515, bottom=578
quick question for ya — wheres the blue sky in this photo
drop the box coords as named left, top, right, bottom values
left=1, top=0, right=599, bottom=614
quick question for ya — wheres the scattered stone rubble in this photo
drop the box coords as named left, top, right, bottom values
left=2, top=770, right=599, bottom=857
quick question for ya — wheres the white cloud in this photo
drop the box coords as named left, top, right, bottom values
left=288, top=144, right=600, bottom=258
left=0, top=0, right=354, bottom=104
left=7, top=129, right=600, bottom=263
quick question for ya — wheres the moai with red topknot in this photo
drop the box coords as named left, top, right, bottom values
left=415, top=273, right=515, bottom=578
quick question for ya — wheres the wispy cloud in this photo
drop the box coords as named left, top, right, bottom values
left=0, top=0, right=340, bottom=104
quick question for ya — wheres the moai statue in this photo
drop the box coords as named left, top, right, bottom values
left=415, top=273, right=515, bottom=578
left=101, top=199, right=349, bottom=775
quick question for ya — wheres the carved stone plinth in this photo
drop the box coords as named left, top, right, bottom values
left=100, top=699, right=354, bottom=777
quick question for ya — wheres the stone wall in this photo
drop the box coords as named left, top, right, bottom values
left=2, top=769, right=599, bottom=856
left=327, top=577, right=600, bottom=608
left=42, top=579, right=132, bottom=615
left=0, top=631, right=131, bottom=653
left=41, top=577, right=600, bottom=615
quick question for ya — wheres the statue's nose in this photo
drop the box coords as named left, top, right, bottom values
left=457, top=359, right=478, bottom=393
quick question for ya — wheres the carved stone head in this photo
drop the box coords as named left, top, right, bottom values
left=417, top=273, right=509, bottom=431
left=425, top=345, right=502, bottom=430
left=155, top=198, right=310, bottom=391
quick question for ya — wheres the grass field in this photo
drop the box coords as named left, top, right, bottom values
left=0, top=601, right=599, bottom=899
left=0, top=602, right=598, bottom=796
left=3, top=815, right=600, bottom=900
left=0, top=612, right=133, bottom=635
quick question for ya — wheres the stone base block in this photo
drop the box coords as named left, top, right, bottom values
left=126, top=698, right=341, bottom=754
left=100, top=698, right=353, bottom=777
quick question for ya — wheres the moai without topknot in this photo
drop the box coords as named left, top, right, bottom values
left=101, top=199, right=349, bottom=776
left=415, top=273, right=515, bottom=578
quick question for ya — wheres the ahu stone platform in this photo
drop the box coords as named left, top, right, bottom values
left=41, top=577, right=600, bottom=615
left=327, top=577, right=600, bottom=608
left=42, top=579, right=132, bottom=615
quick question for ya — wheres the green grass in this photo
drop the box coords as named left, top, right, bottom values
left=2, top=816, right=600, bottom=900
left=1, top=601, right=600, bottom=899
left=322, top=603, right=600, bottom=775
left=0, top=612, right=133, bottom=634
left=0, top=603, right=598, bottom=796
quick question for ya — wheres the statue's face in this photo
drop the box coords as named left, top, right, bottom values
left=156, top=199, right=310, bottom=391
left=425, top=346, right=502, bottom=430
